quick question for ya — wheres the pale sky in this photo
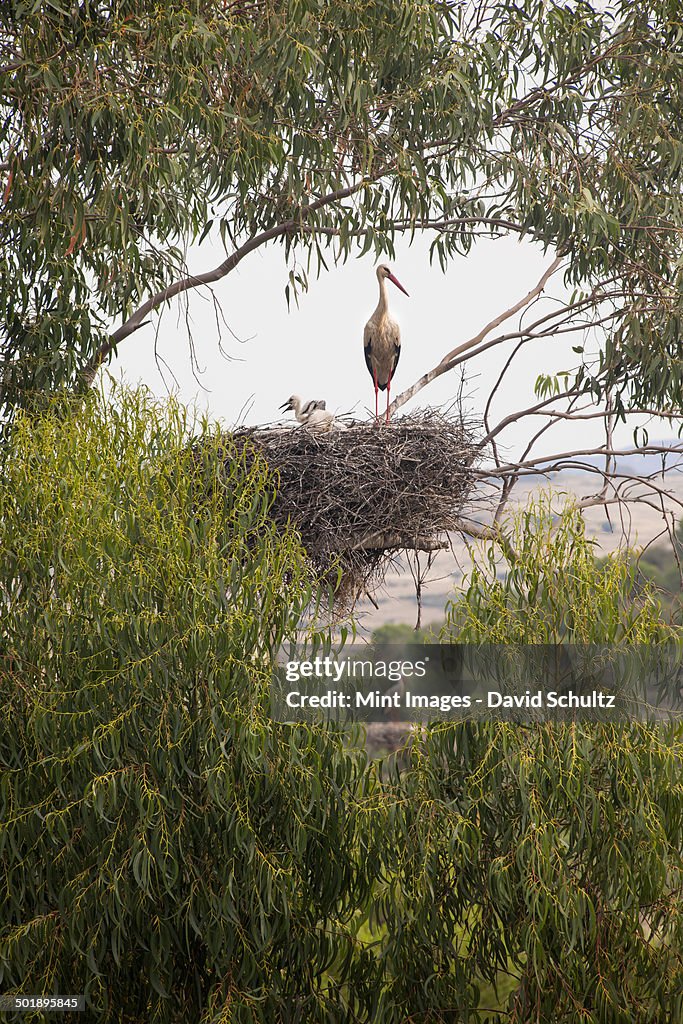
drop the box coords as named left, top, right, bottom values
left=105, top=230, right=675, bottom=463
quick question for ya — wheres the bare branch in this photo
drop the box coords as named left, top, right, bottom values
left=480, top=445, right=683, bottom=479
left=478, top=388, right=580, bottom=448
left=462, top=459, right=683, bottom=567
left=594, top=392, right=617, bottom=508
left=387, top=256, right=564, bottom=417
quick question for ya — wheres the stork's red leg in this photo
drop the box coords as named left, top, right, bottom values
left=373, top=367, right=379, bottom=423
left=386, top=373, right=391, bottom=424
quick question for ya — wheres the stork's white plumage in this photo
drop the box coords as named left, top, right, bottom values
left=363, top=264, right=409, bottom=424
left=279, top=395, right=337, bottom=432
left=280, top=395, right=326, bottom=423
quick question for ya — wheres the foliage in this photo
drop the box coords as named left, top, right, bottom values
left=368, top=496, right=683, bottom=1021
left=442, top=494, right=679, bottom=644
left=2, top=392, right=683, bottom=1023
left=2, top=1, right=683, bottom=421
left=383, top=719, right=683, bottom=1022
left=632, top=518, right=683, bottom=623
left=0, top=388, right=379, bottom=1023
left=0, top=0, right=472, bottom=413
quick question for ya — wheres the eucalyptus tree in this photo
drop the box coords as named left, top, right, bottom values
left=0, top=387, right=382, bottom=1022
left=4, top=6, right=683, bottom=1020
left=378, top=498, right=683, bottom=1022
left=2, top=0, right=683, bottom=432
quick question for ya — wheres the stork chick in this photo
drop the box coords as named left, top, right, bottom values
left=279, top=395, right=336, bottom=432
left=363, top=264, right=409, bottom=424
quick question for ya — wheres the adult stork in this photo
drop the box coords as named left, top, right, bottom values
left=363, top=264, right=409, bottom=424
left=279, top=395, right=336, bottom=431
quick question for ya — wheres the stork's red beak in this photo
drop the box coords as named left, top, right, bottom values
left=387, top=272, right=409, bottom=297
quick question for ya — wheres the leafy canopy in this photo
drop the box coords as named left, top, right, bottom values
left=374, top=496, right=683, bottom=1022
left=1, top=389, right=682, bottom=1021
left=0, top=386, right=381, bottom=1021
left=1, top=0, right=683, bottom=421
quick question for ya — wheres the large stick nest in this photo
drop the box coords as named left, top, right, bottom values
left=228, top=410, right=481, bottom=604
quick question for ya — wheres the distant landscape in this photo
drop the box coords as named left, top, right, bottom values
left=355, top=462, right=683, bottom=634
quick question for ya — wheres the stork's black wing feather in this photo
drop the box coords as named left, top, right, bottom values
left=301, top=399, right=326, bottom=416
left=391, top=343, right=401, bottom=379
left=364, top=337, right=374, bottom=378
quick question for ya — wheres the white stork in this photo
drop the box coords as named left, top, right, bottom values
left=279, top=395, right=336, bottom=432
left=363, top=264, right=409, bottom=424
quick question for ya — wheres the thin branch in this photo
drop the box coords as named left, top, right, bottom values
left=596, top=391, right=616, bottom=508
left=478, top=388, right=580, bottom=448
left=453, top=517, right=518, bottom=562
left=468, top=460, right=683, bottom=562
left=478, top=444, right=683, bottom=479
left=387, top=256, right=564, bottom=417
left=522, top=405, right=679, bottom=423
left=288, top=214, right=526, bottom=240
left=82, top=173, right=387, bottom=386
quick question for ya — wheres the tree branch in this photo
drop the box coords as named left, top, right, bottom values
left=478, top=444, right=683, bottom=479
left=478, top=388, right=580, bottom=448
left=453, top=517, right=518, bottom=563
left=387, top=256, right=564, bottom=417
left=81, top=174, right=385, bottom=386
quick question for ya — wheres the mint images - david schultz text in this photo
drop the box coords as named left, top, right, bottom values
left=283, top=689, right=616, bottom=711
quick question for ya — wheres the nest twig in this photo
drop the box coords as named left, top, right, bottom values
left=227, top=410, right=481, bottom=606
